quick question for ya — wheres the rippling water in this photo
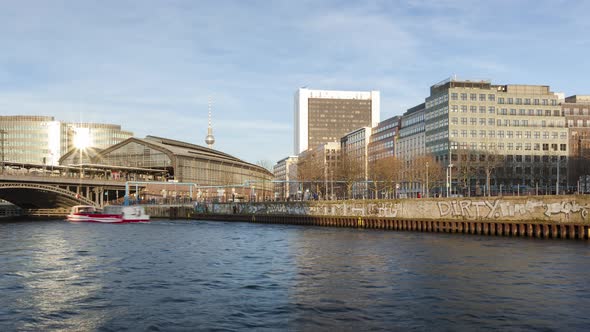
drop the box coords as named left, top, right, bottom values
left=1, top=219, right=589, bottom=331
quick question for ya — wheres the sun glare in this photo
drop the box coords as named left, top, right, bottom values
left=73, top=127, right=91, bottom=149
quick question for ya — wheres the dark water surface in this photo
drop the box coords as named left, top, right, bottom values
left=1, top=219, right=589, bottom=331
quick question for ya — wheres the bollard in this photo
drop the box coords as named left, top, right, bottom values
left=569, top=225, right=576, bottom=239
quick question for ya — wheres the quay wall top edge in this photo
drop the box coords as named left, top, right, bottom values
left=202, top=195, right=590, bottom=224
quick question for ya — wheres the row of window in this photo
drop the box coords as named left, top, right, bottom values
left=450, top=93, right=558, bottom=106
left=450, top=105, right=561, bottom=117
left=450, top=117, right=566, bottom=128
left=449, top=141, right=567, bottom=151
left=450, top=130, right=567, bottom=140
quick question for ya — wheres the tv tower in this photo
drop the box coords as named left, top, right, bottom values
left=205, top=96, right=215, bottom=148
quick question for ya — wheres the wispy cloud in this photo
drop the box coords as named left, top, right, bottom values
left=0, top=0, right=588, bottom=163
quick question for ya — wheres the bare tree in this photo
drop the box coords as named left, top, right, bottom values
left=297, top=151, right=325, bottom=198
left=336, top=154, right=364, bottom=200
left=368, top=156, right=402, bottom=199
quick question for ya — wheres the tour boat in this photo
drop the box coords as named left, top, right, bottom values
left=67, top=205, right=150, bottom=223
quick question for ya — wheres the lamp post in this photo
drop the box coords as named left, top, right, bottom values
left=0, top=129, right=6, bottom=174
left=426, top=162, right=429, bottom=198
left=556, top=155, right=560, bottom=195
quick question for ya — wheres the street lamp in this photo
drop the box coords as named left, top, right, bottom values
left=0, top=129, right=6, bottom=174
left=426, top=162, right=429, bottom=198
left=447, top=163, right=453, bottom=197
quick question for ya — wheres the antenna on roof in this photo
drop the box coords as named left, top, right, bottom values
left=205, top=96, right=215, bottom=149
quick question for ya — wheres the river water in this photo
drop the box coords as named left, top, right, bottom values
left=1, top=219, right=589, bottom=331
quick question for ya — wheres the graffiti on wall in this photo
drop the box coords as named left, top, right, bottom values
left=437, top=199, right=590, bottom=220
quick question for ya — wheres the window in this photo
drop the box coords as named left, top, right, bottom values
left=461, top=117, right=468, bottom=125
left=522, top=120, right=528, bottom=127
left=534, top=132, right=540, bottom=139
left=545, top=110, right=551, bottom=116
left=543, top=132, right=549, bottom=139
left=552, top=132, right=558, bottom=139
left=451, top=130, right=458, bottom=137
left=508, top=143, right=514, bottom=150
left=451, top=93, right=458, bottom=100
left=488, top=106, right=495, bottom=114
left=470, top=106, right=477, bottom=113
left=528, top=109, right=534, bottom=115
left=461, top=93, right=467, bottom=100
left=525, top=143, right=531, bottom=150
left=461, top=105, right=468, bottom=113
left=498, top=130, right=505, bottom=138
left=516, top=131, right=522, bottom=139
left=542, top=99, right=548, bottom=105
left=451, top=117, right=458, bottom=125
left=471, top=130, right=477, bottom=138
left=534, top=143, right=540, bottom=151
left=489, top=130, right=495, bottom=138
left=498, top=143, right=504, bottom=150
left=543, top=144, right=549, bottom=151
left=451, top=105, right=458, bottom=112
left=500, top=108, right=508, bottom=115
left=560, top=132, right=567, bottom=139
left=479, top=106, right=486, bottom=113
left=470, top=93, right=477, bottom=101
left=461, top=130, right=467, bottom=137
left=488, top=118, right=495, bottom=126
left=525, top=131, right=531, bottom=138
left=470, top=118, right=477, bottom=125
left=512, top=120, right=519, bottom=127
left=525, top=98, right=531, bottom=105
left=553, top=110, right=560, bottom=116
left=516, top=143, right=522, bottom=150
left=561, top=144, right=566, bottom=151
left=510, top=109, right=517, bottom=115
left=498, top=97, right=505, bottom=104
left=508, top=98, right=514, bottom=104
left=479, top=94, right=486, bottom=101
left=480, top=118, right=486, bottom=125
left=507, top=131, right=514, bottom=138
left=480, top=130, right=486, bottom=138
left=488, top=94, right=495, bottom=101
left=519, top=109, right=526, bottom=115
left=551, top=143, right=558, bottom=151
left=534, top=99, right=539, bottom=105
left=516, top=98, right=522, bottom=105
left=536, top=109, right=543, bottom=116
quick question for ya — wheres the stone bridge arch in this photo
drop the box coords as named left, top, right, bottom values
left=0, top=183, right=96, bottom=209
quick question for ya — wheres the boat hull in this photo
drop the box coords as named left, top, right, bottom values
left=67, top=213, right=149, bottom=223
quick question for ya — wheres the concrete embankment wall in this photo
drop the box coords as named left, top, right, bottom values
left=144, top=196, right=590, bottom=240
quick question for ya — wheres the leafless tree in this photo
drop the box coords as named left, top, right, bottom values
left=336, top=154, right=364, bottom=199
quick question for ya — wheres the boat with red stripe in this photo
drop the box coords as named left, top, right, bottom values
left=67, top=205, right=150, bottom=223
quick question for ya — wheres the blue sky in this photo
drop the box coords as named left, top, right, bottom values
left=1, top=0, right=589, bottom=165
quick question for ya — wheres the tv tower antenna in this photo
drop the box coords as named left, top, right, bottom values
left=205, top=96, right=215, bottom=148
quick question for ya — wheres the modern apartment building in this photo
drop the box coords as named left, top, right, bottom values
left=368, top=115, right=400, bottom=162
left=273, top=156, right=299, bottom=201
left=294, top=88, right=380, bottom=154
left=425, top=78, right=568, bottom=195
left=0, top=115, right=133, bottom=165
left=341, top=127, right=372, bottom=199
left=396, top=103, right=426, bottom=197
left=563, top=95, right=590, bottom=192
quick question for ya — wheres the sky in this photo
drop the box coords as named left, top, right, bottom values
left=1, top=0, right=589, bottom=165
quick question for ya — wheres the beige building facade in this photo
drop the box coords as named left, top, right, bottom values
left=425, top=78, right=568, bottom=195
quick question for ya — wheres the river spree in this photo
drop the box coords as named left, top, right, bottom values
left=1, top=219, right=589, bottom=331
